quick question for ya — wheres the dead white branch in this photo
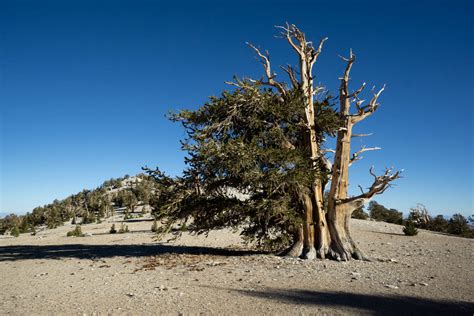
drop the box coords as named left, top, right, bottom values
left=349, top=146, right=382, bottom=166
left=352, top=84, right=386, bottom=123
left=246, top=42, right=287, bottom=95
left=339, top=167, right=401, bottom=207
left=352, top=133, right=373, bottom=138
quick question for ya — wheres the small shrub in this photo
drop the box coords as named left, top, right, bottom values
left=11, top=226, right=20, bottom=237
left=109, top=224, right=117, bottom=234
left=447, top=213, right=469, bottom=235
left=460, top=229, right=474, bottom=239
left=403, top=220, right=418, bottom=236
left=151, top=219, right=158, bottom=232
left=67, top=225, right=84, bottom=237
left=118, top=223, right=129, bottom=234
left=82, top=213, right=96, bottom=224
left=352, top=207, right=368, bottom=220
left=428, top=215, right=448, bottom=233
left=368, top=201, right=403, bottom=224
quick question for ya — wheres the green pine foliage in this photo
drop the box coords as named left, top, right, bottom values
left=66, top=225, right=84, bottom=237
left=109, top=224, right=117, bottom=234
left=11, top=225, right=20, bottom=237
left=145, top=82, right=341, bottom=250
left=352, top=207, right=369, bottom=220
left=368, top=201, right=403, bottom=224
left=447, top=214, right=469, bottom=235
left=0, top=173, right=157, bottom=234
left=428, top=215, right=448, bottom=232
left=403, top=220, right=418, bottom=236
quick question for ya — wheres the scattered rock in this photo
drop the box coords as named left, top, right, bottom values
left=420, top=282, right=428, bottom=286
left=126, top=293, right=135, bottom=297
left=207, top=261, right=224, bottom=267
left=385, top=284, right=399, bottom=289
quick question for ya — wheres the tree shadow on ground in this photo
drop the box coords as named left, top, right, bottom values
left=368, top=230, right=405, bottom=237
left=235, top=288, right=473, bottom=315
left=0, top=244, right=266, bottom=262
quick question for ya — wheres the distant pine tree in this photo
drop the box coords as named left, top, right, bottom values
left=66, top=225, right=84, bottom=237
left=151, top=219, right=158, bottom=232
left=403, top=220, right=418, bottom=236
left=118, top=223, right=129, bottom=234
left=11, top=226, right=20, bottom=237
left=109, top=224, right=117, bottom=234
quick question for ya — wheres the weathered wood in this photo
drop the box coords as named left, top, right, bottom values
left=327, top=50, right=400, bottom=261
left=246, top=25, right=399, bottom=261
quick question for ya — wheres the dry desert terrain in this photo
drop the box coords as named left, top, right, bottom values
left=0, top=217, right=473, bottom=315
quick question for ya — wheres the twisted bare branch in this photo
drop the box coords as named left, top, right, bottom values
left=246, top=42, right=287, bottom=95
left=275, top=23, right=304, bottom=54
left=352, top=133, right=373, bottom=138
left=352, top=85, right=386, bottom=123
left=349, top=146, right=382, bottom=166
left=280, top=64, right=299, bottom=89
left=339, top=167, right=401, bottom=206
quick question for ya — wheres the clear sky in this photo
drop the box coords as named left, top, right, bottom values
left=1, top=0, right=472, bottom=217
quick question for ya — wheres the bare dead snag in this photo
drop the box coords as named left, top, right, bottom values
left=326, top=50, right=400, bottom=261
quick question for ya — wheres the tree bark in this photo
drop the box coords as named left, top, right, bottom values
left=326, top=51, right=363, bottom=261
left=326, top=51, right=398, bottom=261
left=245, top=25, right=399, bottom=261
left=313, top=183, right=330, bottom=258
left=301, top=193, right=316, bottom=259
left=327, top=119, right=364, bottom=261
left=285, top=225, right=304, bottom=257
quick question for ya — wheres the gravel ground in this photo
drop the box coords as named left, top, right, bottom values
left=0, top=217, right=473, bottom=315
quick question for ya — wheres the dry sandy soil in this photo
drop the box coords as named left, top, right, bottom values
left=0, top=216, right=473, bottom=315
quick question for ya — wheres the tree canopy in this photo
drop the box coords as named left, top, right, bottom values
left=146, top=24, right=402, bottom=261
left=146, top=83, right=339, bottom=249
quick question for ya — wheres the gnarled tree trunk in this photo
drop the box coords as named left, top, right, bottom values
left=327, top=50, right=399, bottom=261
left=245, top=24, right=399, bottom=260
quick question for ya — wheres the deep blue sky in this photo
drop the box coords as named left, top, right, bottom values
left=1, top=0, right=472, bottom=217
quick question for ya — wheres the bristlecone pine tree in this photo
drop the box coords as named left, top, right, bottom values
left=146, top=24, right=401, bottom=261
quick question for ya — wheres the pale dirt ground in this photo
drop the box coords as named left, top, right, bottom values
left=0, top=216, right=473, bottom=315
